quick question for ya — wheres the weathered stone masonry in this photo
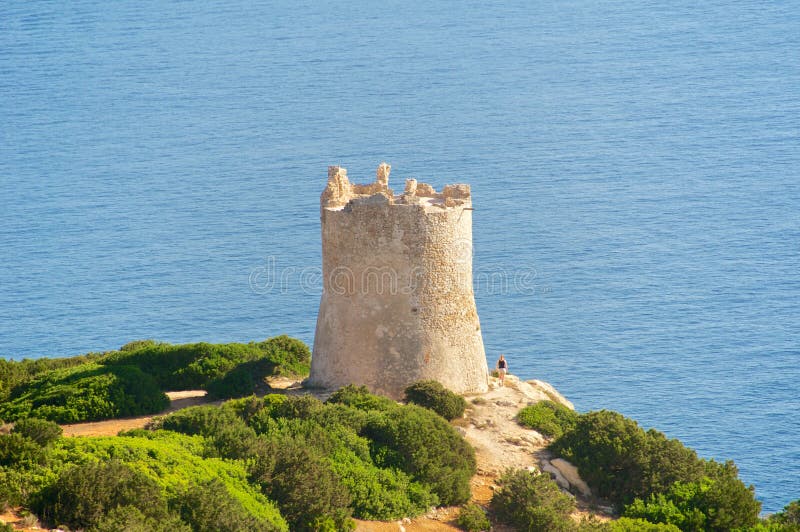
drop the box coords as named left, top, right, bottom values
left=308, top=163, right=489, bottom=398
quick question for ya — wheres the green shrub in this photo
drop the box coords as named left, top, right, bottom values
left=11, top=418, right=62, bottom=447
left=0, top=466, right=46, bottom=508
left=550, top=409, right=761, bottom=530
left=580, top=517, right=681, bottom=531
left=149, top=404, right=243, bottom=437
left=550, top=410, right=705, bottom=508
left=222, top=390, right=440, bottom=522
left=175, top=478, right=283, bottom=532
left=769, top=499, right=800, bottom=530
left=0, top=434, right=46, bottom=468
left=363, top=404, right=475, bottom=505
left=32, top=460, right=170, bottom=530
left=517, top=400, right=578, bottom=439
left=0, top=522, right=13, bottom=532
left=745, top=523, right=797, bottom=532
left=329, top=446, right=437, bottom=520
left=102, top=336, right=310, bottom=391
left=119, top=339, right=158, bottom=352
left=327, top=384, right=397, bottom=411
left=0, top=364, right=168, bottom=423
left=150, top=403, right=264, bottom=460
left=457, top=503, right=491, bottom=531
left=267, top=397, right=438, bottom=520
left=99, top=386, right=470, bottom=526
left=623, top=462, right=761, bottom=532
left=259, top=335, right=312, bottom=376
left=0, top=353, right=104, bottom=403
left=490, top=469, right=575, bottom=532
left=249, top=435, right=353, bottom=532
left=271, top=394, right=326, bottom=420
left=47, top=432, right=288, bottom=531
left=205, top=359, right=267, bottom=399
left=404, top=380, right=467, bottom=420
left=91, top=505, right=189, bottom=532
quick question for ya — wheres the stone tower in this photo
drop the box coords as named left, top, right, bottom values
left=308, top=163, right=489, bottom=398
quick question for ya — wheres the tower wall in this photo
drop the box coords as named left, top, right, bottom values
left=308, top=164, right=488, bottom=398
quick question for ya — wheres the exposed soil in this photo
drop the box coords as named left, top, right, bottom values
left=60, top=390, right=216, bottom=437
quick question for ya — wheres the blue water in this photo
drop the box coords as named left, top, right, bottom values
left=1, top=0, right=798, bottom=513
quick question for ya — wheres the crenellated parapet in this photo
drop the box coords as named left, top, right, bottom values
left=321, top=163, right=472, bottom=211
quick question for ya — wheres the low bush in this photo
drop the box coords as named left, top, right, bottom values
left=550, top=410, right=706, bottom=508
left=327, top=384, right=396, bottom=411
left=148, top=403, right=263, bottom=460
left=0, top=466, right=43, bottom=508
left=517, top=400, right=579, bottom=439
left=205, top=359, right=269, bottom=399
left=330, top=450, right=437, bottom=520
left=0, top=364, right=168, bottom=423
left=149, top=404, right=243, bottom=437
left=155, top=388, right=465, bottom=522
left=404, top=380, right=467, bottom=420
left=623, top=461, right=761, bottom=532
left=102, top=336, right=310, bottom=391
left=457, top=503, right=491, bottom=531
left=582, top=517, right=681, bottom=531
left=363, top=404, right=476, bottom=505
left=0, top=353, right=103, bottom=403
left=119, top=339, right=157, bottom=352
left=250, top=435, right=354, bottom=532
left=32, top=460, right=170, bottom=530
left=490, top=469, right=575, bottom=532
left=11, top=418, right=62, bottom=447
left=549, top=409, right=762, bottom=531
left=91, top=505, right=189, bottom=532
left=0, top=434, right=46, bottom=468
left=176, top=478, right=283, bottom=532
left=46, top=431, right=288, bottom=530
left=768, top=499, right=800, bottom=530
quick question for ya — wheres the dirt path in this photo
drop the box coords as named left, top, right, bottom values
left=60, top=390, right=215, bottom=437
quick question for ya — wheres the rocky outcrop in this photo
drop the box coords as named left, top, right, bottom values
left=550, top=458, right=592, bottom=497
left=499, top=375, right=575, bottom=410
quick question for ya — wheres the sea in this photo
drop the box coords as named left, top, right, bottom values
left=1, top=0, right=798, bottom=514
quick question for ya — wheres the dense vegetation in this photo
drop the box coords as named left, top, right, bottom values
left=488, top=467, right=796, bottom=532
left=103, top=335, right=310, bottom=393
left=457, top=503, right=491, bottom=532
left=491, top=468, right=577, bottom=531
left=0, top=364, right=169, bottom=423
left=404, top=380, right=467, bottom=420
left=0, top=385, right=475, bottom=531
left=0, top=352, right=103, bottom=403
left=0, top=336, right=310, bottom=423
left=1, top=341, right=796, bottom=531
left=767, top=500, right=800, bottom=531
left=533, top=408, right=782, bottom=531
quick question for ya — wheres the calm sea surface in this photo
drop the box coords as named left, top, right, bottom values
left=1, top=0, right=798, bottom=513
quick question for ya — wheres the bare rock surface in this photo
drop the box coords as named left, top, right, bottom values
left=551, top=458, right=593, bottom=497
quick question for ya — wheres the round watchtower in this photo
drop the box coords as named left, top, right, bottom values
left=308, top=163, right=489, bottom=398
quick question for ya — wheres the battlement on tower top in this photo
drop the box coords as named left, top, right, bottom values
left=321, top=163, right=472, bottom=210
